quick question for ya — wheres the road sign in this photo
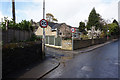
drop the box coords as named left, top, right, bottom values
left=40, top=19, right=48, bottom=28
left=71, top=27, right=76, bottom=33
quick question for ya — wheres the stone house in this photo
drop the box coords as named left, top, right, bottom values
left=34, top=22, right=72, bottom=38
left=34, top=22, right=58, bottom=37
left=33, top=21, right=72, bottom=47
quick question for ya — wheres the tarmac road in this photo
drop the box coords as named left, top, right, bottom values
left=44, top=40, right=119, bottom=78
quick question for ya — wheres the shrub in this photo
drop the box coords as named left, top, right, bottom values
left=0, top=17, right=34, bottom=31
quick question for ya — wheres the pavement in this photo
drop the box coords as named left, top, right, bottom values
left=4, top=57, right=60, bottom=80
left=3, top=39, right=118, bottom=80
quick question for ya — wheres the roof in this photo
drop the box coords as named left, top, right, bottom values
left=48, top=22, right=62, bottom=29
left=37, top=21, right=73, bottom=30
left=48, top=22, right=58, bottom=29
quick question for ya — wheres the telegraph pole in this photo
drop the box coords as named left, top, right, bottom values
left=42, top=0, right=46, bottom=59
left=12, top=0, right=15, bottom=23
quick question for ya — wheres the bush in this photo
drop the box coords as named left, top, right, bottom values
left=0, top=17, right=34, bottom=31
left=30, top=34, right=42, bottom=41
left=62, top=37, right=72, bottom=40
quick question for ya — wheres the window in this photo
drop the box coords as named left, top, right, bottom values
left=59, top=32, right=62, bottom=35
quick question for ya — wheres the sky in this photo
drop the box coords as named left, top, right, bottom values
left=0, top=0, right=119, bottom=27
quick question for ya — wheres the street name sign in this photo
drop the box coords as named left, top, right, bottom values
left=40, top=19, right=48, bottom=28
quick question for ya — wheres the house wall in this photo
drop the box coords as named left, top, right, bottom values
left=59, top=24, right=71, bottom=38
left=34, top=25, right=57, bottom=37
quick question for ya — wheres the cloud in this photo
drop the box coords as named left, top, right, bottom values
left=2, top=0, right=119, bottom=27
left=0, top=11, right=4, bottom=22
left=44, top=0, right=119, bottom=26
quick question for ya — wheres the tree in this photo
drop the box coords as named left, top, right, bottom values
left=108, top=23, right=119, bottom=36
left=86, top=8, right=103, bottom=30
left=46, top=13, right=54, bottom=22
left=79, top=21, right=87, bottom=34
left=113, top=19, right=119, bottom=26
left=46, top=13, right=58, bottom=22
left=53, top=17, right=58, bottom=22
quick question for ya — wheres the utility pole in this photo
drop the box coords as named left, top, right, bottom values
left=12, top=0, right=15, bottom=23
left=42, top=0, right=46, bottom=59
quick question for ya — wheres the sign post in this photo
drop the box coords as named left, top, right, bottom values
left=40, top=19, right=48, bottom=59
left=40, top=0, right=48, bottom=59
left=71, top=28, right=76, bottom=50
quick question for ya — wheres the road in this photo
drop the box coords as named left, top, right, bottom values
left=44, top=40, right=119, bottom=78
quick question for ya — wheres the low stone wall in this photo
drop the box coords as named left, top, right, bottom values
left=73, top=38, right=107, bottom=50
left=73, top=39, right=92, bottom=50
left=2, top=41, right=42, bottom=78
left=62, top=40, right=72, bottom=50
left=62, top=38, right=108, bottom=50
left=94, top=38, right=107, bottom=45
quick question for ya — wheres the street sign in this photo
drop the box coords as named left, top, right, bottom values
left=40, top=19, right=48, bottom=28
left=71, top=27, right=76, bottom=33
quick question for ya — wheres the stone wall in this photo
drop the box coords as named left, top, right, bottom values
left=62, top=38, right=108, bottom=50
left=73, top=38, right=107, bottom=50
left=73, top=39, right=92, bottom=50
left=62, top=40, right=72, bottom=50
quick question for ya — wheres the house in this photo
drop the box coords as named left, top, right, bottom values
left=34, top=22, right=58, bottom=37
left=34, top=22, right=72, bottom=38
left=34, top=21, right=72, bottom=47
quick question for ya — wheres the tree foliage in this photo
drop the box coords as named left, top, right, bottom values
left=86, top=8, right=103, bottom=30
left=46, top=13, right=58, bottom=22
left=108, top=23, right=119, bottom=36
left=0, top=17, right=34, bottom=31
left=113, top=19, right=119, bottom=26
left=79, top=21, right=87, bottom=34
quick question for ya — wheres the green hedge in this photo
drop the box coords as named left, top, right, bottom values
left=2, top=41, right=42, bottom=78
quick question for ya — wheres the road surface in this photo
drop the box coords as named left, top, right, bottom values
left=44, top=40, right=119, bottom=78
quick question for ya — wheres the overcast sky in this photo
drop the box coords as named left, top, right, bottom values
left=0, top=0, right=119, bottom=27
